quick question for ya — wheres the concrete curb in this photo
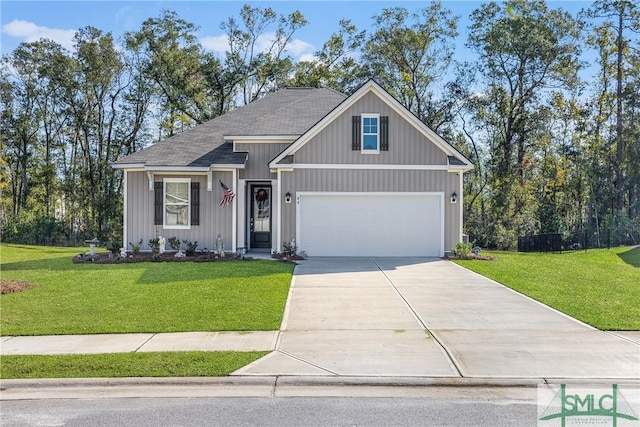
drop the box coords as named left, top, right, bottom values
left=3, top=375, right=638, bottom=390
left=3, top=376, right=638, bottom=401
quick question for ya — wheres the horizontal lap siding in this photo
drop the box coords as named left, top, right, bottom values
left=126, top=171, right=233, bottom=251
left=294, top=92, right=448, bottom=165
left=280, top=169, right=460, bottom=254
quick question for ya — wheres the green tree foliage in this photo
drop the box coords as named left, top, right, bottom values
left=288, top=19, right=366, bottom=94
left=464, top=0, right=583, bottom=247
left=362, top=3, right=458, bottom=132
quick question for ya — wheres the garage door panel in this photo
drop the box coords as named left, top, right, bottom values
left=297, top=194, right=442, bottom=257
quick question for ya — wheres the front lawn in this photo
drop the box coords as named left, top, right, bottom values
left=0, top=244, right=294, bottom=335
left=0, top=351, right=268, bottom=379
left=454, top=247, right=639, bottom=330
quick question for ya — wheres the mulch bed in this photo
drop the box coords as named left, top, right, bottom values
left=72, top=252, right=300, bottom=264
left=0, top=280, right=35, bottom=294
left=72, top=252, right=247, bottom=264
left=444, top=253, right=496, bottom=261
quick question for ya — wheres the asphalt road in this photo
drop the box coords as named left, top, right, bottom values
left=1, top=396, right=537, bottom=427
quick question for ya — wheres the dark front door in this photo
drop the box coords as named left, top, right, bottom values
left=250, top=184, right=272, bottom=249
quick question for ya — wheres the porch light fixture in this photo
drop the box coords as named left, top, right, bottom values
left=451, top=192, right=457, bottom=204
left=284, top=192, right=292, bottom=204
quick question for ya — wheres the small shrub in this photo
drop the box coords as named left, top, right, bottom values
left=183, top=240, right=198, bottom=256
left=167, top=237, right=181, bottom=251
left=148, top=237, right=161, bottom=254
left=129, top=239, right=142, bottom=255
left=451, top=242, right=472, bottom=258
left=283, top=239, right=298, bottom=255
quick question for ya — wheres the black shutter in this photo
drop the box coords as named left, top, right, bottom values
left=380, top=116, right=389, bottom=151
left=352, top=115, right=361, bottom=150
left=191, top=182, right=200, bottom=226
left=154, top=182, right=163, bottom=225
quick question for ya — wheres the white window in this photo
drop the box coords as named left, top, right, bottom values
left=361, top=113, right=380, bottom=153
left=164, top=178, right=190, bottom=229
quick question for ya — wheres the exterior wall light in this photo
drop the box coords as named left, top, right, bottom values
left=451, top=192, right=457, bottom=204
left=285, top=192, right=292, bottom=204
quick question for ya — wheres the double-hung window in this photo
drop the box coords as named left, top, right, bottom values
left=164, top=178, right=191, bottom=228
left=361, top=113, right=380, bottom=153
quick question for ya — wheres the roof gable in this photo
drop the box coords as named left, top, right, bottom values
left=269, top=79, right=473, bottom=170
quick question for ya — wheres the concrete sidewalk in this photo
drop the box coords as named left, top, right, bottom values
left=1, top=331, right=278, bottom=355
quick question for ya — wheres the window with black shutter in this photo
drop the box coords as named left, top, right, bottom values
left=154, top=179, right=199, bottom=228
left=353, top=115, right=389, bottom=152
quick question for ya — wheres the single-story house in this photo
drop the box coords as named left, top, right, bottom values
left=112, top=79, right=473, bottom=257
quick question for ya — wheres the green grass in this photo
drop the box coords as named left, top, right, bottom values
left=0, top=351, right=268, bottom=379
left=454, top=247, right=640, bottom=330
left=1, top=244, right=294, bottom=335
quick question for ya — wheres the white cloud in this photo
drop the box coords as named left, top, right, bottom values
left=2, top=19, right=76, bottom=51
left=297, top=53, right=318, bottom=63
left=200, top=34, right=229, bottom=54
left=284, top=38, right=313, bottom=56
left=200, top=31, right=314, bottom=60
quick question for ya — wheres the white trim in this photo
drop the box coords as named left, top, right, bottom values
left=115, top=165, right=244, bottom=173
left=210, top=164, right=246, bottom=170
left=269, top=80, right=473, bottom=170
left=276, top=169, right=282, bottom=252
left=459, top=172, right=464, bottom=243
left=232, top=169, right=237, bottom=252
left=123, top=170, right=128, bottom=250
left=245, top=179, right=278, bottom=252
left=361, top=113, right=380, bottom=154
left=237, top=179, right=247, bottom=251
left=146, top=171, right=154, bottom=191
left=295, top=191, right=443, bottom=197
left=295, top=191, right=445, bottom=257
left=163, top=177, right=191, bottom=230
left=229, top=135, right=299, bottom=142
left=290, top=163, right=449, bottom=171
left=112, top=163, right=146, bottom=170
left=147, top=166, right=211, bottom=173
left=207, top=171, right=213, bottom=191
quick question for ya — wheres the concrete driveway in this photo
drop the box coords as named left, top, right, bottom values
left=235, top=258, right=639, bottom=379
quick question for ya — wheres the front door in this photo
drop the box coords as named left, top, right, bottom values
left=250, top=184, right=272, bottom=249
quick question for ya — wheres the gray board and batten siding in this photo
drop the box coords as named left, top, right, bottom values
left=236, top=142, right=290, bottom=180
left=125, top=171, right=233, bottom=252
left=292, top=92, right=449, bottom=165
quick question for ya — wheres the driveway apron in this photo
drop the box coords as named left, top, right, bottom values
left=235, top=258, right=640, bottom=379
left=236, top=257, right=458, bottom=377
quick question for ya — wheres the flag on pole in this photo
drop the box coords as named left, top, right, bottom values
left=219, top=180, right=235, bottom=206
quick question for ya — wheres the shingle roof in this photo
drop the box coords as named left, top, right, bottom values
left=114, top=87, right=346, bottom=167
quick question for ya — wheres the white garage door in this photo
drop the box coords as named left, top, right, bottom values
left=297, top=193, right=443, bottom=257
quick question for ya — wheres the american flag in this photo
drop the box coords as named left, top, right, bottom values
left=219, top=180, right=236, bottom=206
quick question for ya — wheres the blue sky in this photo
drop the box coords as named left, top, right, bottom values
left=2, top=1, right=593, bottom=63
